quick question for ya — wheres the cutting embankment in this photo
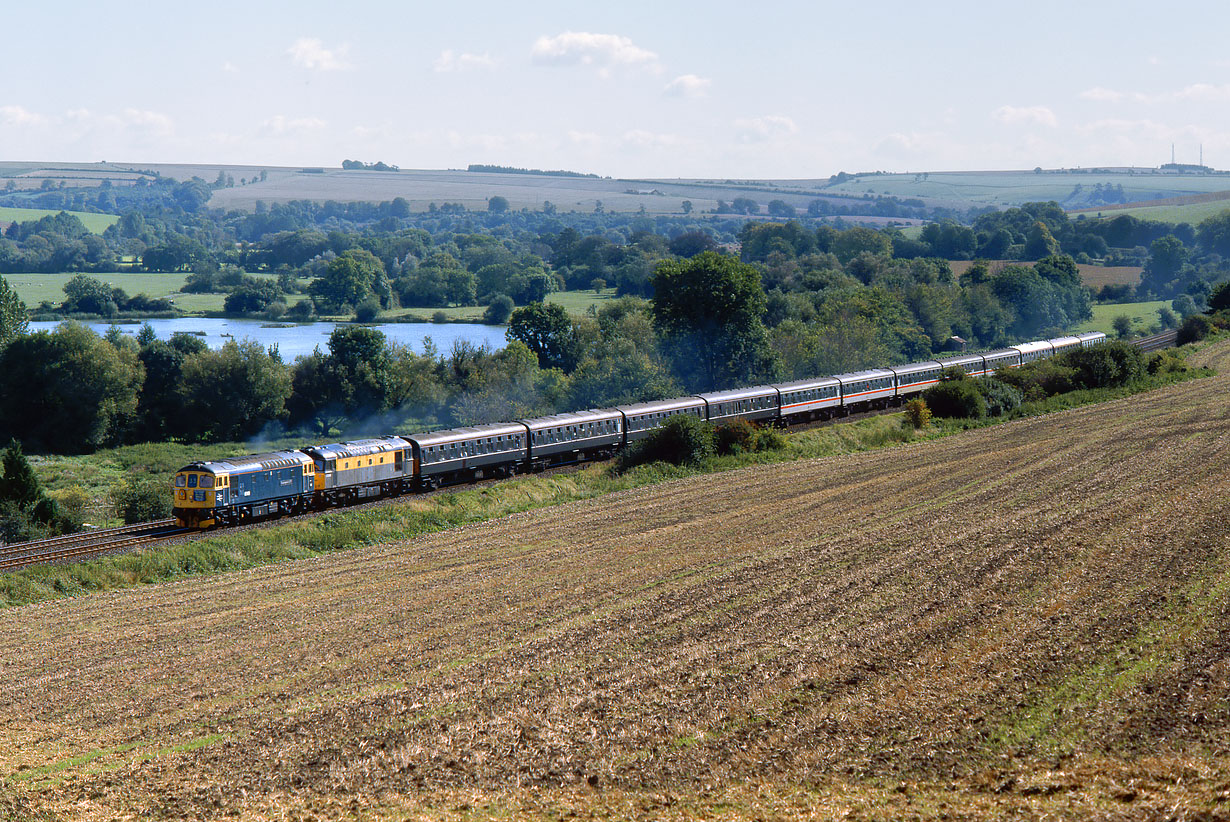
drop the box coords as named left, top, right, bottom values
left=3, top=343, right=1230, bottom=821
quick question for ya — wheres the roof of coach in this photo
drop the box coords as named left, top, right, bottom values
left=696, top=384, right=779, bottom=403
left=406, top=422, right=529, bottom=448
left=832, top=368, right=896, bottom=384
left=935, top=353, right=985, bottom=368
left=617, top=396, right=706, bottom=416
left=771, top=375, right=842, bottom=392
left=1011, top=340, right=1054, bottom=355
left=887, top=360, right=944, bottom=376
left=519, top=408, right=623, bottom=431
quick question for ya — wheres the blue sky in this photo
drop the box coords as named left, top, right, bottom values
left=3, top=0, right=1229, bottom=177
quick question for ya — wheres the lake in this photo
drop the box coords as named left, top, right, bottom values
left=27, top=318, right=509, bottom=360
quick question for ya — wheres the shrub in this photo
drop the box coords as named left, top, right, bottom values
left=286, top=299, right=315, bottom=320
left=110, top=477, right=173, bottom=524
left=997, top=359, right=1077, bottom=398
left=1060, top=341, right=1145, bottom=389
left=483, top=295, right=514, bottom=325
left=755, top=427, right=788, bottom=451
left=432, top=310, right=449, bottom=324
left=354, top=298, right=381, bottom=323
left=49, top=485, right=91, bottom=521
left=903, top=397, right=932, bottom=429
left=922, top=377, right=986, bottom=419
left=1147, top=350, right=1189, bottom=376
left=714, top=419, right=758, bottom=455
left=1177, top=313, right=1212, bottom=345
left=617, top=415, right=714, bottom=471
left=976, top=378, right=1023, bottom=417
left=1112, top=314, right=1133, bottom=339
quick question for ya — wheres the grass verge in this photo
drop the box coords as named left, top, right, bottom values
left=0, top=346, right=1213, bottom=610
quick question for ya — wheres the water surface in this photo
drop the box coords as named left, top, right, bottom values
left=27, top=318, right=508, bottom=360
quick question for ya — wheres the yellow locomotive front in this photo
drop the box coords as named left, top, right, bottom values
left=172, top=465, right=228, bottom=528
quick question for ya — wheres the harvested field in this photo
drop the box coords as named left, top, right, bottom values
left=948, top=259, right=1142, bottom=289
left=4, top=343, right=1230, bottom=820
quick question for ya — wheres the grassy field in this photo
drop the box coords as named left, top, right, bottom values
left=5, top=271, right=185, bottom=305
left=0, top=340, right=1225, bottom=820
left=546, top=287, right=620, bottom=316
left=0, top=205, right=118, bottom=234
left=1074, top=199, right=1230, bottom=225
left=4, top=271, right=310, bottom=314
left=823, top=168, right=1230, bottom=207
left=1077, top=300, right=1171, bottom=335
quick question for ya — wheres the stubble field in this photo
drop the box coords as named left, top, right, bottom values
left=2, top=343, right=1230, bottom=820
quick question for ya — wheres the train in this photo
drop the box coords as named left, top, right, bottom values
left=172, top=331, right=1107, bottom=528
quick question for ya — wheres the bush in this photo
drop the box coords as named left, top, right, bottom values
left=976, top=378, right=1023, bottom=417
left=483, top=294, right=514, bottom=325
left=616, top=415, right=714, bottom=471
left=1112, top=314, right=1133, bottom=339
left=110, top=477, right=173, bottom=524
left=996, top=359, right=1076, bottom=399
left=286, top=299, right=315, bottom=320
left=1147, top=349, right=1189, bottom=376
left=714, top=419, right=758, bottom=455
left=903, top=398, right=932, bottom=429
left=1060, top=341, right=1145, bottom=389
left=354, top=298, right=381, bottom=323
left=1177, top=313, right=1213, bottom=345
left=432, top=310, right=449, bottom=324
left=755, top=427, right=787, bottom=451
left=922, top=376, right=986, bottom=419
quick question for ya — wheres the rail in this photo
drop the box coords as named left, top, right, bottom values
left=0, top=520, right=189, bottom=572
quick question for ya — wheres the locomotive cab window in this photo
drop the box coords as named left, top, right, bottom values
left=187, top=474, right=198, bottom=488
left=201, top=475, right=214, bottom=488
left=175, top=475, right=186, bottom=487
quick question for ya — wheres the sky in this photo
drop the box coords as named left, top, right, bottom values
left=3, top=0, right=1230, bottom=178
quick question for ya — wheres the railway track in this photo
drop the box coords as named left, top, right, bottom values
left=1135, top=329, right=1178, bottom=353
left=0, top=330, right=1180, bottom=572
left=0, top=519, right=191, bottom=572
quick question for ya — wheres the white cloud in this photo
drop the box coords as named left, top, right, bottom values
left=261, top=115, right=327, bottom=135
left=531, top=31, right=658, bottom=69
left=1079, top=87, right=1126, bottom=102
left=992, top=105, right=1058, bottom=127
left=0, top=105, right=47, bottom=127
left=433, top=50, right=498, bottom=73
left=621, top=129, right=687, bottom=149
left=664, top=74, right=711, bottom=98
left=1175, top=83, right=1230, bottom=101
left=874, top=131, right=947, bottom=157
left=109, top=108, right=174, bottom=137
left=222, top=61, right=239, bottom=74
left=287, top=38, right=352, bottom=71
left=734, top=114, right=798, bottom=142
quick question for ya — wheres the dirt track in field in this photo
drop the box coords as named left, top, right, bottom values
left=4, top=345, right=1230, bottom=820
